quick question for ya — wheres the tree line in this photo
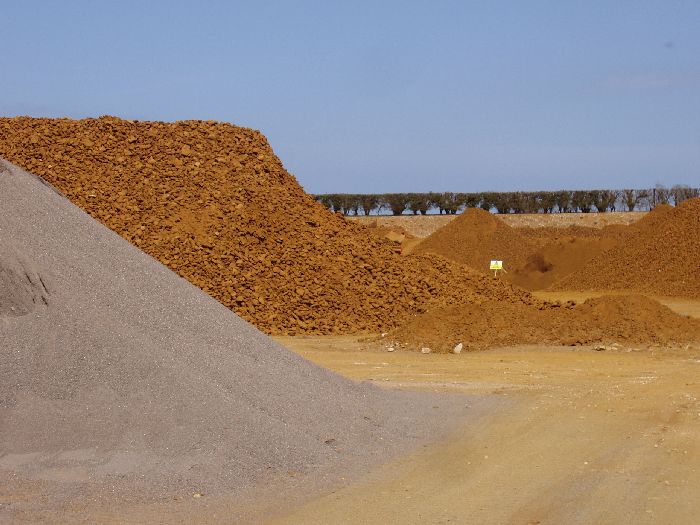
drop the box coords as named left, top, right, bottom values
left=315, top=185, right=699, bottom=215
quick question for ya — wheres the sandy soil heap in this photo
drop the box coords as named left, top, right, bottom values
left=389, top=294, right=700, bottom=353
left=0, top=117, right=535, bottom=335
left=412, top=208, right=536, bottom=274
left=553, top=200, right=700, bottom=298
left=408, top=208, right=618, bottom=291
left=0, top=161, right=477, bottom=522
left=393, top=204, right=700, bottom=350
left=506, top=225, right=623, bottom=291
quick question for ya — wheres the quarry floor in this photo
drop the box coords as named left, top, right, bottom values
left=5, top=296, right=699, bottom=524
left=271, top=296, right=700, bottom=524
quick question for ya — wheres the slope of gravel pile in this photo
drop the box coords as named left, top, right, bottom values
left=389, top=295, right=700, bottom=353
left=0, top=117, right=535, bottom=335
left=413, top=208, right=536, bottom=274
left=553, top=200, right=700, bottom=298
left=0, top=161, right=482, bottom=522
left=0, top=250, right=50, bottom=317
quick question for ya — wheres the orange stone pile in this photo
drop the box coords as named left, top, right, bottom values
left=389, top=294, right=700, bottom=352
left=554, top=200, right=700, bottom=298
left=0, top=116, right=535, bottom=334
left=413, top=207, right=536, bottom=274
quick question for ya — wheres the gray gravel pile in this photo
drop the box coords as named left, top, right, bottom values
left=0, top=249, right=50, bottom=317
left=0, top=160, right=481, bottom=522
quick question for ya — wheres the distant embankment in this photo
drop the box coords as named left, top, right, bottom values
left=349, top=211, right=646, bottom=238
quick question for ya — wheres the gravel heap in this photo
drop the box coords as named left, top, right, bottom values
left=0, top=161, right=481, bottom=522
left=0, top=116, right=536, bottom=335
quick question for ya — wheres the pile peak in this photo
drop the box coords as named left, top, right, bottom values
left=413, top=206, right=535, bottom=273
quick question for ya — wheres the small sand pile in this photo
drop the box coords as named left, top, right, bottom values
left=362, top=221, right=424, bottom=254
left=508, top=231, right=621, bottom=291
left=409, top=208, right=615, bottom=291
left=413, top=208, right=536, bottom=273
left=0, top=117, right=534, bottom=335
left=553, top=200, right=700, bottom=298
left=389, top=295, right=700, bottom=352
left=0, top=162, right=480, bottom=522
left=364, top=220, right=415, bottom=243
left=496, top=213, right=666, bottom=291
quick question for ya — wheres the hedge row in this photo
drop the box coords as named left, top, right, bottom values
left=315, top=186, right=699, bottom=215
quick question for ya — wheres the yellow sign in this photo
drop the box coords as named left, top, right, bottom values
left=489, top=260, right=503, bottom=270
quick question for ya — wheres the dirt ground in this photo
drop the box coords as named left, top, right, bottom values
left=270, top=294, right=700, bottom=524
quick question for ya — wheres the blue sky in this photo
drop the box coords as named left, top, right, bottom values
left=2, top=1, right=699, bottom=193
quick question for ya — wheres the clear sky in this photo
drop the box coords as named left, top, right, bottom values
left=2, top=1, right=699, bottom=193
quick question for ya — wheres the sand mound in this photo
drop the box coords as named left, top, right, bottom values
left=410, top=209, right=619, bottom=291
left=413, top=208, right=536, bottom=273
left=389, top=294, right=700, bottom=352
left=0, top=162, right=480, bottom=521
left=553, top=200, right=700, bottom=297
left=508, top=234, right=621, bottom=291
left=364, top=220, right=415, bottom=243
left=0, top=251, right=50, bottom=317
left=500, top=214, right=669, bottom=292
left=0, top=117, right=534, bottom=335
left=502, top=221, right=642, bottom=291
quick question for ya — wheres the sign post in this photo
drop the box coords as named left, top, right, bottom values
left=489, top=260, right=506, bottom=277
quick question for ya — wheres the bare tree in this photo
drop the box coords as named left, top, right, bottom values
left=622, top=189, right=639, bottom=211
left=406, top=193, right=431, bottom=215
left=592, top=190, right=617, bottom=212
left=671, top=185, right=700, bottom=205
left=555, top=190, right=572, bottom=213
left=635, top=189, right=651, bottom=210
left=463, top=192, right=482, bottom=209
left=382, top=193, right=411, bottom=215
left=653, top=184, right=671, bottom=206
left=571, top=191, right=594, bottom=212
left=359, top=194, right=380, bottom=215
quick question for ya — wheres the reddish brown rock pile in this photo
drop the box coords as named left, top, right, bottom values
left=389, top=295, right=700, bottom=352
left=553, top=200, right=700, bottom=298
left=0, top=116, right=535, bottom=334
left=506, top=226, right=622, bottom=291
left=412, top=207, right=536, bottom=273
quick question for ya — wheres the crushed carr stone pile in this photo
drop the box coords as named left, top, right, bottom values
left=412, top=207, right=537, bottom=274
left=553, top=200, right=700, bottom=298
left=506, top=225, right=623, bottom=291
left=389, top=294, right=700, bottom=353
left=0, top=117, right=536, bottom=335
left=0, top=162, right=482, bottom=522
